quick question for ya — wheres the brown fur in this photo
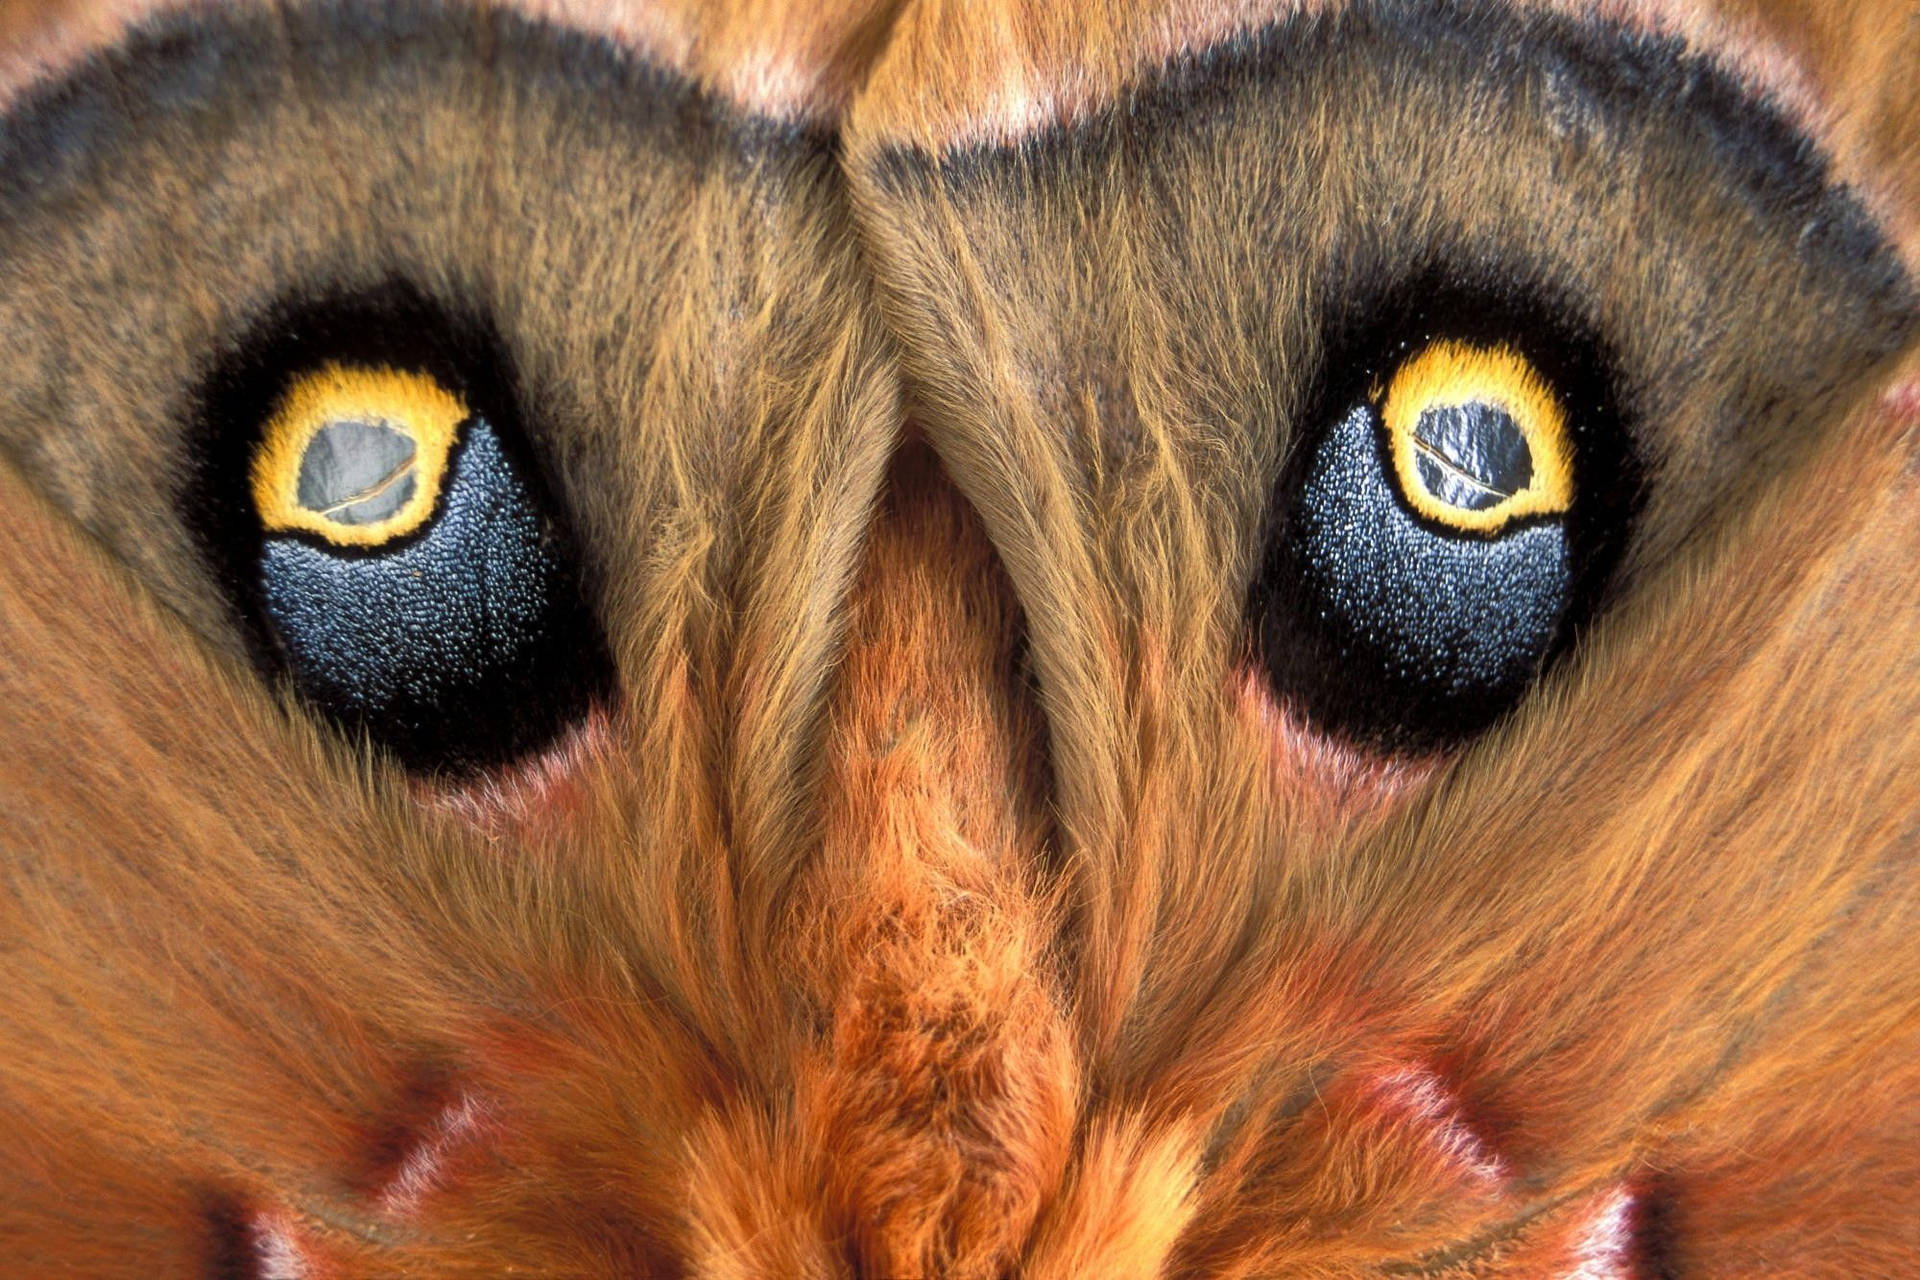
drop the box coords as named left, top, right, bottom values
left=847, top=0, right=1920, bottom=258
left=1, top=0, right=1917, bottom=1275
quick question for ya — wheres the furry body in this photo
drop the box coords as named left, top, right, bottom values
left=0, top=0, right=1917, bottom=1275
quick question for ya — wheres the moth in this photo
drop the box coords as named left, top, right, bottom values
left=0, top=0, right=1916, bottom=1274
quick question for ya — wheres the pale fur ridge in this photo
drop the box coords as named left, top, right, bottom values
left=0, top=0, right=906, bottom=121
left=0, top=0, right=1917, bottom=1276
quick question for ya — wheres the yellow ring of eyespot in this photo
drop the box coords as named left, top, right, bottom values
left=1378, top=340, right=1574, bottom=535
left=251, top=363, right=468, bottom=548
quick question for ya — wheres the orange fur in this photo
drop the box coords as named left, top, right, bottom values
left=0, top=0, right=1916, bottom=1274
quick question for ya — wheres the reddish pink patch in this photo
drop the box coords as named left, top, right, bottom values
left=372, top=1089, right=495, bottom=1218
left=1560, top=1183, right=1639, bottom=1279
left=1360, top=1061, right=1510, bottom=1188
left=349, top=1064, right=506, bottom=1223
left=246, top=1211, right=318, bottom=1280
left=1884, top=378, right=1920, bottom=424
left=424, top=706, right=616, bottom=842
left=1234, top=664, right=1442, bottom=836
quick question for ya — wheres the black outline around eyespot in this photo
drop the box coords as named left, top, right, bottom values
left=185, top=279, right=615, bottom=775
left=1251, top=266, right=1644, bottom=753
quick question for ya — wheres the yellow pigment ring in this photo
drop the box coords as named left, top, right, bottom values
left=251, top=364, right=469, bottom=547
left=1379, top=340, right=1573, bottom=535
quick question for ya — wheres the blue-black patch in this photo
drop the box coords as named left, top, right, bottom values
left=1411, top=402, right=1534, bottom=512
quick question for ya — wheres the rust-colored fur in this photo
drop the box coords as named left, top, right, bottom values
left=0, top=0, right=1916, bottom=1275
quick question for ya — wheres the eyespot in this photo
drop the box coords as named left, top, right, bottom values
left=196, top=286, right=614, bottom=776
left=1380, top=341, right=1573, bottom=535
left=1252, top=290, right=1635, bottom=754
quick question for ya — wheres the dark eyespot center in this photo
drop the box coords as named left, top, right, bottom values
left=1411, top=402, right=1532, bottom=510
left=296, top=421, right=419, bottom=525
left=259, top=418, right=561, bottom=738
left=1302, top=404, right=1570, bottom=696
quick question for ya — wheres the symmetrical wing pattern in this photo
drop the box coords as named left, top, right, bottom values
left=0, top=0, right=1916, bottom=1275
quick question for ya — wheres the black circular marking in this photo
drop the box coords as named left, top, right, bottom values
left=1412, top=402, right=1533, bottom=511
left=1250, top=273, right=1640, bottom=753
left=189, top=282, right=615, bottom=776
